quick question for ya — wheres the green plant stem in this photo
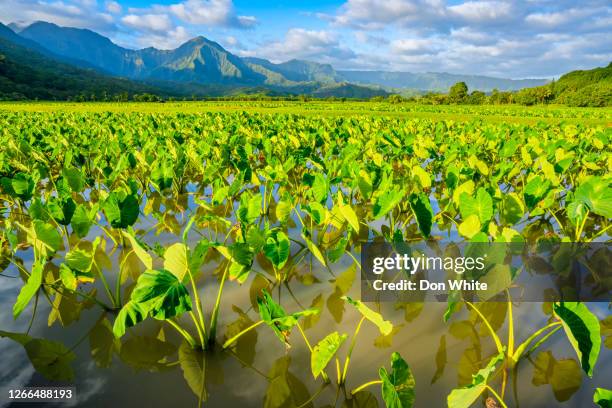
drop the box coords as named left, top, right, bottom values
left=190, top=311, right=205, bottom=347
left=26, top=291, right=39, bottom=335
left=95, top=267, right=117, bottom=308
left=486, top=385, right=508, bottom=408
left=297, top=382, right=327, bottom=408
left=208, top=263, right=229, bottom=346
left=341, top=315, right=366, bottom=384
left=351, top=380, right=383, bottom=395
left=186, top=264, right=207, bottom=344
left=575, top=209, right=589, bottom=241
left=167, top=319, right=197, bottom=348
left=222, top=319, right=265, bottom=349
left=512, top=321, right=562, bottom=362
left=296, top=323, right=330, bottom=383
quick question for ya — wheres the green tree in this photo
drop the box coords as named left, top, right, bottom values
left=448, top=82, right=468, bottom=104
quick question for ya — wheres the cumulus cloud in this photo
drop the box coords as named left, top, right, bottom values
left=447, top=1, right=513, bottom=22
left=0, top=0, right=116, bottom=31
left=122, top=13, right=173, bottom=32
left=162, top=0, right=256, bottom=28
left=135, top=25, right=192, bottom=49
left=242, top=28, right=356, bottom=64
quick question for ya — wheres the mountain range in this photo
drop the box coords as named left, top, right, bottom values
left=1, top=20, right=551, bottom=99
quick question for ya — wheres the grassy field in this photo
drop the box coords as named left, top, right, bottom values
left=1, top=101, right=610, bottom=126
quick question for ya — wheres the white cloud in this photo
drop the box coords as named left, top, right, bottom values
left=391, top=38, right=439, bottom=55
left=166, top=0, right=256, bottom=28
left=122, top=13, right=173, bottom=32
left=105, top=0, right=121, bottom=14
left=245, top=28, right=355, bottom=64
left=136, top=25, right=192, bottom=49
left=525, top=8, right=594, bottom=27
left=448, top=1, right=513, bottom=22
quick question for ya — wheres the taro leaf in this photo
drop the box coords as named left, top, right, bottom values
left=59, top=263, right=77, bottom=290
left=62, top=167, right=85, bottom=192
left=103, top=192, right=139, bottom=229
left=65, top=247, right=94, bottom=272
left=524, top=176, right=550, bottom=210
left=122, top=231, right=153, bottom=270
left=71, top=204, right=93, bottom=238
left=258, top=289, right=293, bottom=345
left=164, top=242, right=189, bottom=281
left=310, top=173, right=328, bottom=203
left=120, top=335, right=177, bottom=370
left=13, top=259, right=43, bottom=319
left=460, top=188, right=493, bottom=225
left=264, top=230, right=290, bottom=269
left=379, top=352, right=415, bottom=408
left=409, top=193, right=433, bottom=238
left=89, top=316, right=119, bottom=368
left=238, top=193, right=261, bottom=225
left=339, top=202, right=360, bottom=232
left=131, top=269, right=192, bottom=320
left=458, top=215, right=481, bottom=239
left=21, top=220, right=62, bottom=259
left=373, top=189, right=405, bottom=220
left=179, top=341, right=207, bottom=402
left=594, top=388, right=612, bottom=408
left=412, top=166, right=431, bottom=189
left=112, top=300, right=148, bottom=338
left=447, top=349, right=504, bottom=408
left=2, top=172, right=35, bottom=200
left=553, top=302, right=601, bottom=377
left=301, top=233, right=326, bottom=267
left=328, top=236, right=348, bottom=263
left=0, top=330, right=75, bottom=381
left=531, top=350, right=581, bottom=402
left=501, top=193, right=524, bottom=225
left=47, top=197, right=76, bottom=225
left=257, top=290, right=316, bottom=345
left=431, top=335, right=447, bottom=385
left=311, top=331, right=347, bottom=379
left=573, top=176, right=612, bottom=218
left=344, top=296, right=393, bottom=336
left=276, top=199, right=293, bottom=224
left=228, top=242, right=254, bottom=283
left=304, top=202, right=327, bottom=225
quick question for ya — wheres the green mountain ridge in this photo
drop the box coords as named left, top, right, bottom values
left=16, top=21, right=549, bottom=93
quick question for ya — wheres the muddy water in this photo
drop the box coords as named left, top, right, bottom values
left=1, top=252, right=610, bottom=408
left=0, top=197, right=610, bottom=408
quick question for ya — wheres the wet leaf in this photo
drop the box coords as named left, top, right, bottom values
left=594, top=388, right=612, bottom=408
left=311, top=331, right=347, bottom=379
left=553, top=302, right=601, bottom=377
left=13, top=259, right=42, bottom=319
left=447, top=349, right=504, bottom=408
left=131, top=269, right=192, bottom=320
left=379, top=351, right=415, bottom=408
left=344, top=296, right=393, bottom=336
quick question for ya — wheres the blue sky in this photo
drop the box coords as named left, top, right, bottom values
left=1, top=0, right=610, bottom=78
